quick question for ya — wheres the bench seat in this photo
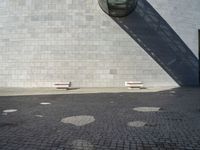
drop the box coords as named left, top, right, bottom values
left=54, top=82, right=71, bottom=89
left=125, top=81, right=144, bottom=89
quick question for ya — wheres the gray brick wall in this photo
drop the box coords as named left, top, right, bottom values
left=148, top=0, right=200, bottom=58
left=0, top=0, right=198, bottom=87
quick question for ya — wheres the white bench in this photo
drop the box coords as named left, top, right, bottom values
left=125, top=81, right=144, bottom=89
left=54, top=82, right=71, bottom=90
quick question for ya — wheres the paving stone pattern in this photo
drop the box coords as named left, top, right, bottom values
left=0, top=88, right=200, bottom=149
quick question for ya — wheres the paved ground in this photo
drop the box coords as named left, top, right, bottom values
left=0, top=87, right=175, bottom=96
left=0, top=87, right=200, bottom=150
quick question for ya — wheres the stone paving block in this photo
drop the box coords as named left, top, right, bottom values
left=0, top=89, right=200, bottom=149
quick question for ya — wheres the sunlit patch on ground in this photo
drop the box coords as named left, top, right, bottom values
left=40, top=102, right=51, bottom=105
left=72, top=140, right=94, bottom=150
left=127, top=121, right=146, bottom=127
left=169, top=91, right=176, bottom=94
left=133, top=107, right=160, bottom=112
left=61, top=115, right=95, bottom=126
left=2, top=109, right=18, bottom=116
left=35, top=115, right=43, bottom=118
left=3, top=109, right=18, bottom=113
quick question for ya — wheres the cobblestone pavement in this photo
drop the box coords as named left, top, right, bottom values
left=0, top=88, right=200, bottom=150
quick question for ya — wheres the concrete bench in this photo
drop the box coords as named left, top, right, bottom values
left=54, top=82, right=71, bottom=89
left=125, top=81, right=144, bottom=89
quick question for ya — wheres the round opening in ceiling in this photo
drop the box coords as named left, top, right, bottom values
left=98, top=0, right=138, bottom=17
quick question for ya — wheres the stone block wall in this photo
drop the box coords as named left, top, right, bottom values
left=0, top=0, right=199, bottom=87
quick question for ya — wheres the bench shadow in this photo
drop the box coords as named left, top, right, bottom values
left=56, top=87, right=80, bottom=90
left=112, top=0, right=199, bottom=86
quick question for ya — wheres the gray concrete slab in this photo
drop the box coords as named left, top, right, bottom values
left=0, top=87, right=177, bottom=96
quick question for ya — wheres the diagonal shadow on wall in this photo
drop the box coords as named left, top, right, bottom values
left=112, top=0, right=199, bottom=86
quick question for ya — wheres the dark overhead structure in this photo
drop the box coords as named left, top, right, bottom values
left=98, top=0, right=138, bottom=17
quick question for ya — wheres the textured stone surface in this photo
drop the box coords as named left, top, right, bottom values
left=0, top=0, right=199, bottom=87
left=72, top=140, right=94, bottom=150
left=0, top=88, right=200, bottom=149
